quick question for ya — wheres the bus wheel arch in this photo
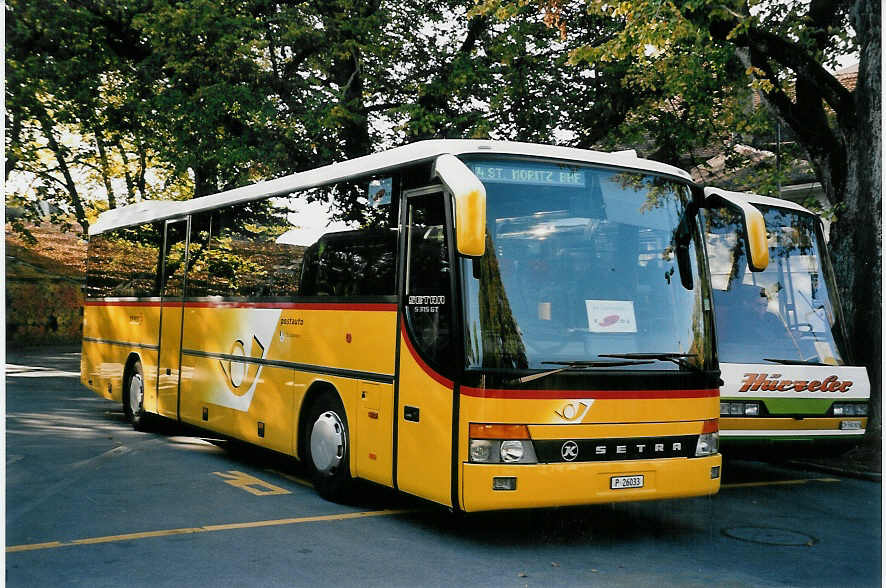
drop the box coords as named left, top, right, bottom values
left=122, top=354, right=148, bottom=431
left=299, top=382, right=354, bottom=502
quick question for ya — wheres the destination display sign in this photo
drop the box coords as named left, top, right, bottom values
left=469, top=162, right=585, bottom=187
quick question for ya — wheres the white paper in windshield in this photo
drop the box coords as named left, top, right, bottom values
left=814, top=341, right=838, bottom=365
left=586, top=300, right=637, bottom=333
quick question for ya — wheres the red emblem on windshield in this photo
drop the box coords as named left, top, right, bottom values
left=599, top=315, right=619, bottom=327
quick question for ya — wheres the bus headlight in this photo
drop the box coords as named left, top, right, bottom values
left=832, top=402, right=867, bottom=417
left=720, top=401, right=761, bottom=416
left=469, top=424, right=538, bottom=464
left=500, top=440, right=537, bottom=463
left=500, top=440, right=524, bottom=462
left=470, top=440, right=497, bottom=463
left=695, top=433, right=719, bottom=456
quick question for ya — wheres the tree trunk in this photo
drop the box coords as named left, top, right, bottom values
left=6, top=112, right=21, bottom=181
left=35, top=105, right=89, bottom=233
left=830, top=0, right=881, bottom=441
left=192, top=162, right=219, bottom=197
left=115, top=139, right=138, bottom=203
left=135, top=135, right=149, bottom=201
left=94, top=130, right=118, bottom=209
left=331, top=48, right=372, bottom=160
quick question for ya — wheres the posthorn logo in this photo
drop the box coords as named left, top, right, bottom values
left=554, top=399, right=594, bottom=423
left=561, top=440, right=579, bottom=461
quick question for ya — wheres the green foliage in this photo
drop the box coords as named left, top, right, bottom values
left=6, top=0, right=863, bottom=231
left=8, top=0, right=577, bottom=234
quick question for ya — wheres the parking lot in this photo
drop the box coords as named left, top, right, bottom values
left=6, top=347, right=882, bottom=587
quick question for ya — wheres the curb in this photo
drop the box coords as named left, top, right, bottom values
left=786, top=460, right=882, bottom=483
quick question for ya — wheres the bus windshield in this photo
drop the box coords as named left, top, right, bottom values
left=704, top=204, right=846, bottom=365
left=460, top=157, right=710, bottom=372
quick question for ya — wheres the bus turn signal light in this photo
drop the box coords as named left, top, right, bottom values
left=469, top=423, right=530, bottom=440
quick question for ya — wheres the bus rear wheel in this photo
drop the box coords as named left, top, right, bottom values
left=304, top=392, right=353, bottom=502
left=124, top=361, right=149, bottom=431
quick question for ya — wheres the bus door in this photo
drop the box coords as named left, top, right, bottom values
left=157, top=217, right=189, bottom=420
left=397, top=189, right=457, bottom=506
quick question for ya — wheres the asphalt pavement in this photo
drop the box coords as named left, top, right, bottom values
left=5, top=346, right=882, bottom=587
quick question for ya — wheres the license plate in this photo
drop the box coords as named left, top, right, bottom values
left=840, top=420, right=862, bottom=430
left=610, top=474, right=644, bottom=489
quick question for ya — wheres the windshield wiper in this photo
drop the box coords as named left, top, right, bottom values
left=510, top=359, right=655, bottom=385
left=763, top=357, right=829, bottom=366
left=598, top=352, right=703, bottom=373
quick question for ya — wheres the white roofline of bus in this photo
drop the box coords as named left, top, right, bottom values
left=90, top=140, right=693, bottom=236
left=704, top=187, right=815, bottom=216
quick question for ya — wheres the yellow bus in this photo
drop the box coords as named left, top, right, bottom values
left=81, top=140, right=767, bottom=511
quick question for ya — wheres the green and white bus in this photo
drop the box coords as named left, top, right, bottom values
left=703, top=189, right=870, bottom=455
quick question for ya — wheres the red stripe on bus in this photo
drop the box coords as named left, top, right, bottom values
left=84, top=300, right=160, bottom=307
left=182, top=301, right=397, bottom=311
left=400, top=323, right=454, bottom=389
left=460, top=387, right=718, bottom=400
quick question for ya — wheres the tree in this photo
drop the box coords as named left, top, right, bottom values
left=7, top=0, right=114, bottom=234
left=490, top=0, right=881, bottom=439
left=6, top=0, right=194, bottom=234
left=10, top=0, right=659, bottom=242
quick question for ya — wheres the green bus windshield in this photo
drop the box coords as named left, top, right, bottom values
left=704, top=204, right=847, bottom=366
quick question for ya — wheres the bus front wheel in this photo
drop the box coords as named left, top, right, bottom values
left=304, top=392, right=353, bottom=502
left=124, top=361, right=149, bottom=431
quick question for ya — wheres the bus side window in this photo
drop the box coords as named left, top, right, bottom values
left=406, top=194, right=452, bottom=367
left=299, top=229, right=396, bottom=298
left=161, top=220, right=188, bottom=298
left=86, top=223, right=161, bottom=299
left=186, top=212, right=213, bottom=298
left=207, top=202, right=305, bottom=298
left=299, top=243, right=321, bottom=296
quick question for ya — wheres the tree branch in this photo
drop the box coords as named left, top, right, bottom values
left=33, top=102, right=89, bottom=231
left=744, top=25, right=856, bottom=123
left=685, top=5, right=856, bottom=121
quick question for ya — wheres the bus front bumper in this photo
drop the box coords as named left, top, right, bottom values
left=461, top=455, right=721, bottom=512
left=720, top=417, right=867, bottom=457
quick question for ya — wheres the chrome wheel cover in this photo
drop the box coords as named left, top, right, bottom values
left=310, top=410, right=346, bottom=476
left=129, top=373, right=143, bottom=416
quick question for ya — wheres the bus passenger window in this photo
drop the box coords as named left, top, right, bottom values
left=186, top=212, right=212, bottom=298
left=205, top=201, right=306, bottom=298
left=85, top=223, right=162, bottom=299
left=161, top=220, right=188, bottom=298
left=299, top=229, right=396, bottom=297
left=406, top=194, right=452, bottom=368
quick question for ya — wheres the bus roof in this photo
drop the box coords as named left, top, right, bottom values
left=704, top=187, right=816, bottom=216
left=90, top=140, right=694, bottom=236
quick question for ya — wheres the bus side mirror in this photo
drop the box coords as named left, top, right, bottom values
left=703, top=188, right=769, bottom=272
left=674, top=207, right=695, bottom=291
left=432, top=154, right=487, bottom=257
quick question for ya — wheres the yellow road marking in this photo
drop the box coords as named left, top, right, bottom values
left=213, top=470, right=291, bottom=496
left=722, top=477, right=841, bottom=489
left=8, top=541, right=64, bottom=552
left=7, top=509, right=414, bottom=553
left=266, top=469, right=314, bottom=489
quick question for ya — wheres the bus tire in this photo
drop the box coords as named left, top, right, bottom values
left=304, top=392, right=353, bottom=502
left=124, top=361, right=149, bottom=431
